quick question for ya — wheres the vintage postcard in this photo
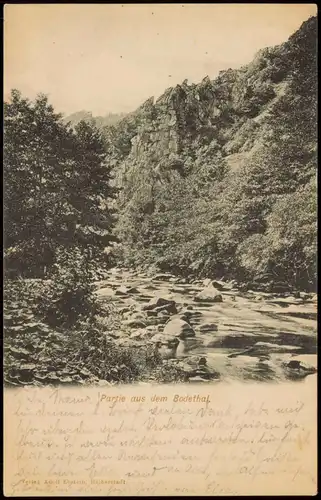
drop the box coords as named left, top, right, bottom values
left=3, top=3, right=318, bottom=496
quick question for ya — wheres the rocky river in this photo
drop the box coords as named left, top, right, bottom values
left=95, top=268, right=318, bottom=384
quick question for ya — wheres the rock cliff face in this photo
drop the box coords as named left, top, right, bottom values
left=108, top=16, right=315, bottom=180
left=104, top=16, right=317, bottom=289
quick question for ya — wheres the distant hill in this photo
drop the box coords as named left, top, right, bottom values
left=63, top=110, right=127, bottom=128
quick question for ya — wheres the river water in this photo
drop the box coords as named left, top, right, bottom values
left=95, top=268, right=317, bottom=383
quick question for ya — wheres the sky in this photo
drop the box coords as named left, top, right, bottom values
left=4, top=3, right=317, bottom=117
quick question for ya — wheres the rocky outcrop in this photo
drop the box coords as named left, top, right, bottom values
left=105, top=16, right=316, bottom=293
left=142, top=297, right=177, bottom=314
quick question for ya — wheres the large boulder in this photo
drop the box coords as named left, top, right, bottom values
left=176, top=355, right=220, bottom=380
left=153, top=304, right=178, bottom=315
left=194, top=286, right=223, bottom=303
left=142, top=297, right=177, bottom=313
left=163, top=318, right=195, bottom=339
left=212, top=280, right=229, bottom=291
left=184, top=355, right=207, bottom=367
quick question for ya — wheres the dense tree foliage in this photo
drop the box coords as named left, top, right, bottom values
left=4, top=90, right=116, bottom=278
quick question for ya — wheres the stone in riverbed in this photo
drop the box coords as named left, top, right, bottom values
left=175, top=338, right=203, bottom=357
left=150, top=334, right=180, bottom=359
left=156, top=311, right=171, bottom=323
left=145, top=325, right=158, bottom=332
left=122, top=311, right=148, bottom=325
left=115, top=285, right=139, bottom=296
left=151, top=273, right=174, bottom=281
left=118, top=306, right=131, bottom=315
left=96, top=287, right=114, bottom=297
left=184, top=355, right=207, bottom=367
left=170, top=286, right=191, bottom=294
left=146, top=310, right=158, bottom=317
left=163, top=318, right=195, bottom=339
left=212, top=280, right=229, bottom=291
left=204, top=332, right=256, bottom=348
left=177, top=356, right=220, bottom=380
left=153, top=303, right=178, bottom=315
left=228, top=342, right=302, bottom=358
left=123, top=319, right=147, bottom=329
left=114, top=287, right=129, bottom=296
left=194, top=286, right=223, bottom=303
left=127, top=311, right=147, bottom=321
left=177, top=278, right=188, bottom=284
left=142, top=284, right=158, bottom=291
left=282, top=358, right=317, bottom=379
left=150, top=333, right=173, bottom=343
left=176, top=308, right=203, bottom=320
left=129, top=329, right=151, bottom=341
left=142, top=297, right=177, bottom=313
left=188, top=376, right=211, bottom=383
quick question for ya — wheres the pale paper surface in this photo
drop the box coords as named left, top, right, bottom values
left=4, top=377, right=317, bottom=496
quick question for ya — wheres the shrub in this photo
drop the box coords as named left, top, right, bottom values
left=153, top=362, right=189, bottom=384
left=35, top=247, right=101, bottom=327
left=67, top=326, right=162, bottom=383
left=4, top=279, right=165, bottom=386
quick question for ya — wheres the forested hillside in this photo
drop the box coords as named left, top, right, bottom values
left=103, top=16, right=317, bottom=292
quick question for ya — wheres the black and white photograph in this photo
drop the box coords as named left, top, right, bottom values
left=4, top=4, right=317, bottom=389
